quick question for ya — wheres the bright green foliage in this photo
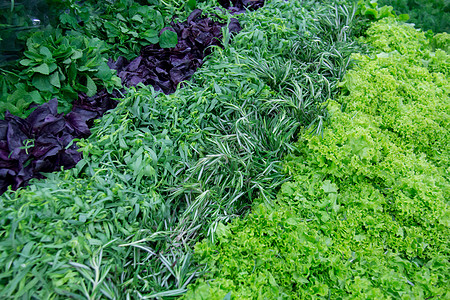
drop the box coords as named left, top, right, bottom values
left=378, top=0, right=450, bottom=33
left=429, top=32, right=450, bottom=53
left=0, top=30, right=121, bottom=117
left=184, top=18, right=450, bottom=300
left=362, top=17, right=428, bottom=53
left=0, top=87, right=203, bottom=299
left=0, top=0, right=189, bottom=118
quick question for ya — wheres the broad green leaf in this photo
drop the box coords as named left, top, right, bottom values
left=143, top=29, right=159, bottom=44
left=159, top=30, right=178, bottom=48
left=116, top=13, right=127, bottom=22
left=71, top=50, right=83, bottom=60
left=378, top=5, right=394, bottom=18
left=363, top=8, right=379, bottom=18
left=48, top=63, right=58, bottom=73
left=398, top=14, right=410, bottom=22
left=110, top=76, right=122, bottom=89
left=131, top=14, right=143, bottom=23
left=60, top=13, right=78, bottom=28
left=67, top=64, right=77, bottom=83
left=19, top=59, right=34, bottom=66
left=26, top=90, right=44, bottom=105
left=155, top=11, right=164, bottom=28
left=95, top=62, right=113, bottom=80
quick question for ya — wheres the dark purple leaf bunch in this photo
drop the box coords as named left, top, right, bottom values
left=0, top=96, right=117, bottom=194
left=109, top=9, right=241, bottom=94
left=218, top=0, right=265, bottom=13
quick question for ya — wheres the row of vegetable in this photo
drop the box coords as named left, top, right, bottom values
left=185, top=16, right=450, bottom=299
left=0, top=0, right=448, bottom=298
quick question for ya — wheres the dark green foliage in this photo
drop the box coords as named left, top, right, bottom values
left=0, top=0, right=83, bottom=64
left=377, top=0, right=450, bottom=33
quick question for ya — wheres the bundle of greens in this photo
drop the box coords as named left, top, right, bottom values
left=0, top=0, right=366, bottom=297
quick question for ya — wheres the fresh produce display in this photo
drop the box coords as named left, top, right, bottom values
left=0, top=0, right=448, bottom=299
left=184, top=17, right=449, bottom=299
left=61, top=0, right=179, bottom=60
left=0, top=90, right=120, bottom=194
left=0, top=0, right=59, bottom=64
left=0, top=98, right=86, bottom=193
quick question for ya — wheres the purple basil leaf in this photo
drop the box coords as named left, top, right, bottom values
left=188, top=9, right=203, bottom=23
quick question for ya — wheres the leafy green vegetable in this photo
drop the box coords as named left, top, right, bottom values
left=0, top=0, right=366, bottom=297
left=64, top=0, right=177, bottom=60
left=342, top=18, right=450, bottom=168
left=184, top=16, right=450, bottom=300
